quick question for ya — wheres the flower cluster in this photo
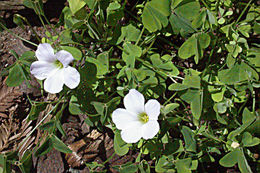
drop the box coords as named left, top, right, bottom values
left=31, top=44, right=160, bottom=143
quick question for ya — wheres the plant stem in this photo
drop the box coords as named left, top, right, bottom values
left=0, top=22, right=37, bottom=47
left=200, top=0, right=210, bottom=10
left=135, top=27, right=145, bottom=46
left=235, top=0, right=253, bottom=25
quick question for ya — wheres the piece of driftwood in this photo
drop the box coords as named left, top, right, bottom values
left=0, top=0, right=47, bottom=10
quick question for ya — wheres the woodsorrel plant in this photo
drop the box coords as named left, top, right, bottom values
left=0, top=0, right=259, bottom=172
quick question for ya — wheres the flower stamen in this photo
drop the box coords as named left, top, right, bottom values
left=138, top=112, right=149, bottom=123
left=54, top=60, right=63, bottom=69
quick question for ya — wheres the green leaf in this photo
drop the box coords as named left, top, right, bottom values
left=190, top=90, right=202, bottom=119
left=107, top=2, right=124, bottom=26
left=237, top=149, right=253, bottom=173
left=155, top=155, right=170, bottom=172
left=117, top=24, right=141, bottom=44
left=218, top=63, right=259, bottom=85
left=86, top=51, right=109, bottom=76
left=168, top=83, right=189, bottom=91
left=142, top=0, right=170, bottom=32
left=50, top=135, right=72, bottom=153
left=181, top=126, right=196, bottom=152
left=122, top=42, right=142, bottom=67
left=192, top=9, right=207, bottom=28
left=219, top=149, right=239, bottom=167
left=169, top=13, right=195, bottom=35
left=34, top=137, right=53, bottom=157
left=178, top=35, right=197, bottom=59
left=173, top=0, right=200, bottom=21
left=162, top=103, right=180, bottom=114
left=183, top=75, right=201, bottom=89
left=61, top=46, right=82, bottom=60
left=6, top=64, right=25, bottom=87
left=68, top=0, right=86, bottom=14
left=69, top=95, right=83, bottom=115
left=28, top=103, right=47, bottom=120
left=114, top=131, right=130, bottom=156
left=241, top=132, right=260, bottom=147
left=176, top=158, right=192, bottom=173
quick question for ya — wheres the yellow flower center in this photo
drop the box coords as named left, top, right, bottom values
left=54, top=60, right=63, bottom=69
left=138, top=112, right=149, bottom=123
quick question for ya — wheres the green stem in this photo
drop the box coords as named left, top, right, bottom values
left=163, top=92, right=177, bottom=106
left=18, top=100, right=62, bottom=149
left=200, top=0, right=210, bottom=10
left=235, top=0, right=253, bottom=25
left=0, top=22, right=37, bottom=46
left=135, top=27, right=145, bottom=46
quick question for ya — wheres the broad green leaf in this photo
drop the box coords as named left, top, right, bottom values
left=219, top=149, right=239, bottom=167
left=176, top=158, right=192, bottom=173
left=237, top=149, right=253, bottom=173
left=191, top=90, right=202, bottom=119
left=69, top=95, right=83, bottom=115
left=6, top=64, right=25, bottom=87
left=168, top=83, right=189, bottom=91
left=181, top=126, right=196, bottom=152
left=192, top=9, right=207, bottom=28
left=174, top=0, right=200, bottom=21
left=178, top=35, right=197, bottom=59
left=218, top=63, right=259, bottom=85
left=50, top=135, right=72, bottom=153
left=61, top=46, right=82, bottom=60
left=117, top=24, right=140, bottom=44
left=169, top=13, right=195, bottom=35
left=183, top=75, right=201, bottom=89
left=68, top=0, right=86, bottom=14
left=155, top=155, right=170, bottom=172
left=241, top=132, right=260, bottom=147
left=122, top=42, right=142, bottom=67
left=86, top=52, right=109, bottom=76
left=114, top=131, right=130, bottom=156
left=142, top=0, right=170, bottom=32
left=162, top=103, right=180, bottom=114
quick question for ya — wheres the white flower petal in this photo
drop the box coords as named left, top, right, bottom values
left=145, top=99, right=161, bottom=120
left=56, top=50, right=74, bottom=67
left=44, top=69, right=64, bottom=94
left=142, top=120, right=159, bottom=140
left=123, top=89, right=145, bottom=114
left=35, top=43, right=56, bottom=62
left=112, top=108, right=138, bottom=130
left=63, top=66, right=80, bottom=89
left=30, top=61, right=57, bottom=80
left=121, top=121, right=143, bottom=143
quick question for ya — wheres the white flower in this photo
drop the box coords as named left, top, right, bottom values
left=30, top=43, right=80, bottom=94
left=112, top=89, right=160, bottom=143
left=231, top=142, right=240, bottom=149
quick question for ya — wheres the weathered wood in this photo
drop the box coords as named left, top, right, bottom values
left=0, top=0, right=48, bottom=11
left=0, top=0, right=25, bottom=10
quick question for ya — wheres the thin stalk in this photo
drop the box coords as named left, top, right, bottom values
left=235, top=0, right=253, bottom=25
left=18, top=100, right=61, bottom=149
left=0, top=22, right=37, bottom=46
left=135, top=27, right=145, bottom=46
left=200, top=0, right=210, bottom=10
left=163, top=92, right=177, bottom=106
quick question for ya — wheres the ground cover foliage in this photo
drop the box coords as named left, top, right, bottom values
left=0, top=0, right=259, bottom=172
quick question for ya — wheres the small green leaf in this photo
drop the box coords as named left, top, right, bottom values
left=241, top=132, right=260, bottom=147
left=176, top=158, right=192, bottom=173
left=50, top=135, right=72, bottom=153
left=162, top=103, right=180, bottom=114
left=181, top=126, right=196, bottom=152
left=142, top=0, right=170, bottom=32
left=219, top=149, right=239, bottom=167
left=6, top=64, right=25, bottom=87
left=68, top=0, right=86, bottom=14
left=114, top=131, right=130, bottom=156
